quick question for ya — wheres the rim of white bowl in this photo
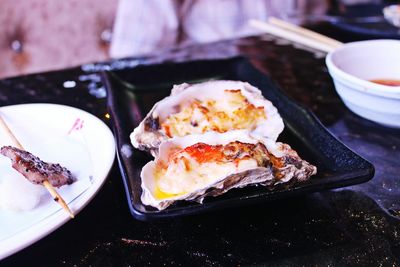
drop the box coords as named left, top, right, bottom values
left=326, top=40, right=400, bottom=96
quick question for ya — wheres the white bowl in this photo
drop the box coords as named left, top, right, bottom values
left=326, top=40, right=400, bottom=128
left=383, top=4, right=400, bottom=27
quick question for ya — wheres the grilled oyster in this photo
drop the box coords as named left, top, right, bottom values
left=141, top=130, right=316, bottom=210
left=131, top=80, right=284, bottom=156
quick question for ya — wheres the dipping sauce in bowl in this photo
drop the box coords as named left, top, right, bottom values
left=370, top=79, right=400, bottom=87
left=325, top=40, right=400, bottom=128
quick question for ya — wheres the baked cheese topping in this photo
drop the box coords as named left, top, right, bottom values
left=154, top=141, right=269, bottom=199
left=161, top=89, right=266, bottom=137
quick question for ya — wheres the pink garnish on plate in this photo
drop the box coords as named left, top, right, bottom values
left=68, top=118, right=84, bottom=135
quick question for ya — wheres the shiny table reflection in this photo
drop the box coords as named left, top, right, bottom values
left=1, top=33, right=399, bottom=266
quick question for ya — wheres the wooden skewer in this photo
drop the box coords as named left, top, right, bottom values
left=0, top=116, right=24, bottom=150
left=42, top=181, right=74, bottom=218
left=249, top=19, right=342, bottom=53
left=0, top=114, right=74, bottom=218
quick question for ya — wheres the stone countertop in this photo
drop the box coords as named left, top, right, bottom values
left=1, top=34, right=400, bottom=266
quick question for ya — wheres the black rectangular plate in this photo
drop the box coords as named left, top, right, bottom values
left=101, top=57, right=374, bottom=221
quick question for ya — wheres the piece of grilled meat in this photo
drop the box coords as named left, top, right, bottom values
left=1, top=146, right=75, bottom=188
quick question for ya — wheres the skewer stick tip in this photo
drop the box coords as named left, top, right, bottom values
left=43, top=180, right=75, bottom=219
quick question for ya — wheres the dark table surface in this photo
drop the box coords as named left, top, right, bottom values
left=1, top=29, right=400, bottom=267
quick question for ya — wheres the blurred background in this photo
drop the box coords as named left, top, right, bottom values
left=0, top=0, right=117, bottom=79
left=0, top=0, right=397, bottom=79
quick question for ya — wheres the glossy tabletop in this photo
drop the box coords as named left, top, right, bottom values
left=1, top=32, right=400, bottom=266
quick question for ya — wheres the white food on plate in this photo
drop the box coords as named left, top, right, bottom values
left=0, top=156, right=45, bottom=211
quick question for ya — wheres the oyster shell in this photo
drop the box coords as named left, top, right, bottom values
left=141, top=130, right=316, bottom=210
left=131, top=80, right=284, bottom=156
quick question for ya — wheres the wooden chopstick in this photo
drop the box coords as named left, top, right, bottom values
left=249, top=19, right=342, bottom=53
left=0, top=114, right=74, bottom=218
left=268, top=17, right=343, bottom=48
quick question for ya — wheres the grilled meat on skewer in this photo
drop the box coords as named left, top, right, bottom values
left=0, top=146, right=75, bottom=188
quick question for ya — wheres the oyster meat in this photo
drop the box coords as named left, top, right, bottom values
left=131, top=80, right=284, bottom=156
left=141, top=130, right=316, bottom=210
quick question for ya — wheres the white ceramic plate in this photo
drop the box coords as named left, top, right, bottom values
left=0, top=103, right=116, bottom=260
